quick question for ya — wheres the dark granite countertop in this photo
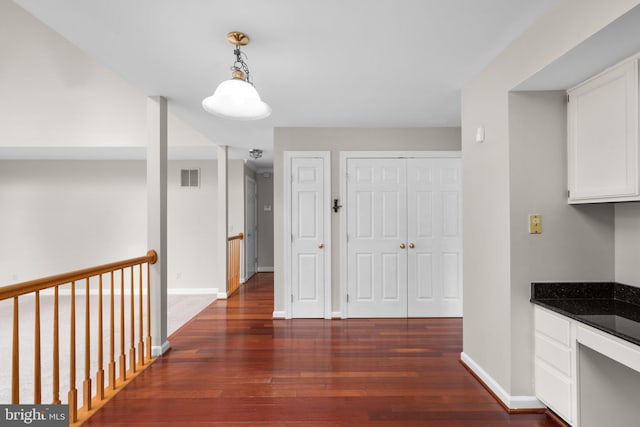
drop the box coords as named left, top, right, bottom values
left=531, top=282, right=640, bottom=347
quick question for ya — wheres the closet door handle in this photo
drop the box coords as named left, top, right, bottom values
left=318, top=243, right=324, bottom=249
left=400, top=243, right=406, bottom=249
left=409, top=243, right=415, bottom=249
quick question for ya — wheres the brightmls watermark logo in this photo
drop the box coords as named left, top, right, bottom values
left=0, top=405, right=68, bottom=426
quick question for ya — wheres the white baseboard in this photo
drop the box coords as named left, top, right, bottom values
left=460, top=352, right=544, bottom=410
left=257, top=267, right=274, bottom=272
left=152, top=340, right=171, bottom=357
left=272, top=310, right=286, bottom=319
left=168, top=288, right=218, bottom=295
left=331, top=311, right=342, bottom=318
left=217, top=291, right=228, bottom=299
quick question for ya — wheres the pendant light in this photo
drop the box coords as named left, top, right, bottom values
left=202, top=32, right=271, bottom=120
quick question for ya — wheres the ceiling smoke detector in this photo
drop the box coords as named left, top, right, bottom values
left=249, top=149, right=263, bottom=160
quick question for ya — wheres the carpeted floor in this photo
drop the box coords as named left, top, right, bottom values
left=0, top=291, right=216, bottom=405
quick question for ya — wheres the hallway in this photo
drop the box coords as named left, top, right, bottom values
left=86, top=273, right=559, bottom=426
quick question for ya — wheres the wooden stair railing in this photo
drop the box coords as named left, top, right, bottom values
left=0, top=250, right=158, bottom=425
left=227, top=233, right=244, bottom=296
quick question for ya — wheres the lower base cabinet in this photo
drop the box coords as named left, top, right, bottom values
left=534, top=306, right=576, bottom=424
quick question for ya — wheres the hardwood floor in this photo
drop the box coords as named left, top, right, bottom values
left=86, top=273, right=559, bottom=426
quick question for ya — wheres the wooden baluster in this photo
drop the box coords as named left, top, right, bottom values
left=108, top=271, right=116, bottom=390
left=146, top=261, right=152, bottom=361
left=83, top=278, right=92, bottom=410
left=119, top=269, right=126, bottom=381
left=138, top=263, right=144, bottom=367
left=11, top=296, right=19, bottom=404
left=69, top=281, right=77, bottom=423
left=34, top=290, right=42, bottom=404
left=227, top=240, right=231, bottom=293
left=52, top=286, right=61, bottom=404
left=129, top=266, right=136, bottom=373
left=96, top=274, right=105, bottom=400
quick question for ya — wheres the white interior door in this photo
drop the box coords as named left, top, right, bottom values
left=346, top=158, right=407, bottom=317
left=291, top=157, right=326, bottom=318
left=407, top=158, right=462, bottom=316
left=245, top=176, right=257, bottom=280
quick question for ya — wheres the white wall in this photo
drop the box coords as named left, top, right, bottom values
left=0, top=0, right=212, bottom=151
left=0, top=160, right=146, bottom=284
left=0, top=160, right=225, bottom=290
left=461, top=0, right=639, bottom=404
left=273, top=127, right=461, bottom=314
left=167, top=160, right=218, bottom=289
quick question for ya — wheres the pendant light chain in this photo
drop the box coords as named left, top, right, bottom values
left=232, top=45, right=254, bottom=86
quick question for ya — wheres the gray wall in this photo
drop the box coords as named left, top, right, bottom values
left=461, top=0, right=638, bottom=400
left=257, top=171, right=274, bottom=270
left=615, top=203, right=640, bottom=286
left=508, top=91, right=614, bottom=394
left=273, top=127, right=461, bottom=314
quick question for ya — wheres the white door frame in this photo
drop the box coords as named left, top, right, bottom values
left=284, top=151, right=332, bottom=319
left=339, top=151, right=461, bottom=319
left=244, top=175, right=257, bottom=282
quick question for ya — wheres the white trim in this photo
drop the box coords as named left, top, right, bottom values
left=460, top=352, right=545, bottom=410
left=272, top=310, right=286, bottom=319
left=331, top=311, right=342, bottom=318
left=339, top=150, right=462, bottom=319
left=577, top=322, right=640, bottom=374
left=257, top=267, right=274, bottom=272
left=340, top=150, right=461, bottom=160
left=217, top=291, right=228, bottom=299
left=245, top=175, right=258, bottom=281
left=284, top=151, right=332, bottom=320
left=167, top=288, right=219, bottom=295
left=152, top=340, right=172, bottom=357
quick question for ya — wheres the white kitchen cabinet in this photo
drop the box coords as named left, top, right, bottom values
left=533, top=305, right=640, bottom=426
left=534, top=306, right=576, bottom=424
left=567, top=56, right=640, bottom=203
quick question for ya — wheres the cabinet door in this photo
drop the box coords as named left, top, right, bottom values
left=567, top=59, right=639, bottom=203
left=534, top=307, right=575, bottom=425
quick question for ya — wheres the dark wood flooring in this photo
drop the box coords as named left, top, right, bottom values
left=86, top=273, right=559, bottom=426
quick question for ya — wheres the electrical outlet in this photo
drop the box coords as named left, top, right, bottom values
left=529, top=215, right=542, bottom=234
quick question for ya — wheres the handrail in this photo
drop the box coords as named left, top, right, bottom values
left=228, top=232, right=244, bottom=241
left=0, top=250, right=158, bottom=425
left=0, top=250, right=157, bottom=301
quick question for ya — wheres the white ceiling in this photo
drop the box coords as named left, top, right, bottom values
left=13, top=0, right=559, bottom=166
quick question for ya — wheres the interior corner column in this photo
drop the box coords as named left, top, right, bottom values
left=217, top=145, right=229, bottom=297
left=147, top=96, right=169, bottom=356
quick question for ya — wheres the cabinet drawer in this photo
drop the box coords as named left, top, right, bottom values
left=535, top=307, right=571, bottom=346
left=535, top=334, right=572, bottom=376
left=535, top=361, right=573, bottom=423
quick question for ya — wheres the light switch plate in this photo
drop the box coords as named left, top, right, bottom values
left=529, top=214, right=542, bottom=234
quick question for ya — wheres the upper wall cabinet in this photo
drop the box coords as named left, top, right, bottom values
left=567, top=56, right=639, bottom=204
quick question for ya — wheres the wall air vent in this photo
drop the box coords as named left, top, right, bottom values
left=180, top=168, right=200, bottom=188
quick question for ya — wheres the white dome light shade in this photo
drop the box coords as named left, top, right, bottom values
left=202, top=79, right=271, bottom=120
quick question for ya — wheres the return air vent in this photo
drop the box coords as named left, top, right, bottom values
left=180, top=168, right=200, bottom=188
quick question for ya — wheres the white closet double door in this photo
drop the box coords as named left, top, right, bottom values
left=346, top=157, right=462, bottom=318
